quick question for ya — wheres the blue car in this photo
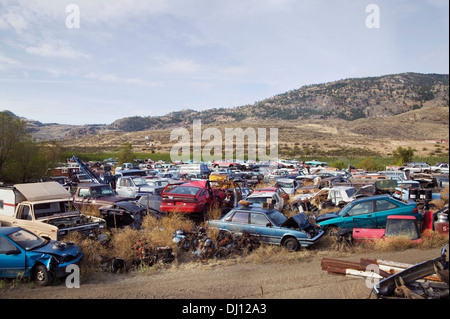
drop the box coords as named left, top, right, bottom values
left=207, top=205, right=324, bottom=251
left=315, top=195, right=421, bottom=233
left=0, top=227, right=84, bottom=286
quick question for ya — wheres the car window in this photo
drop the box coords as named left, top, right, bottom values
left=0, top=237, right=18, bottom=254
left=230, top=212, right=249, bottom=224
left=375, top=199, right=398, bottom=211
left=250, top=213, right=270, bottom=226
left=78, top=188, right=90, bottom=197
left=347, top=201, right=374, bottom=216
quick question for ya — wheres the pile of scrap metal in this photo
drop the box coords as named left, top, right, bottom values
left=373, top=244, right=449, bottom=299
left=173, top=228, right=261, bottom=261
left=321, top=244, right=449, bottom=299
left=109, top=239, right=175, bottom=273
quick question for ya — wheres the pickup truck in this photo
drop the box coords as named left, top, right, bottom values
left=115, top=176, right=164, bottom=199
left=160, top=180, right=226, bottom=220
left=73, top=183, right=132, bottom=211
left=0, top=182, right=105, bottom=240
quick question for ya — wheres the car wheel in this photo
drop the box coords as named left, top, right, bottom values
left=282, top=237, right=299, bottom=252
left=33, top=264, right=52, bottom=286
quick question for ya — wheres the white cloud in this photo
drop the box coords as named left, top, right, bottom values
left=25, top=43, right=90, bottom=59
left=0, top=53, right=19, bottom=65
left=85, top=72, right=157, bottom=87
left=158, top=58, right=202, bottom=74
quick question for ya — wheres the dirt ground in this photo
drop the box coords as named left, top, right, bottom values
left=0, top=245, right=445, bottom=300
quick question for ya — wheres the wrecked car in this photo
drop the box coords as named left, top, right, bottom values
left=337, top=215, right=423, bottom=245
left=73, top=183, right=133, bottom=211
left=373, top=244, right=449, bottom=299
left=315, top=195, right=421, bottom=234
left=98, top=201, right=151, bottom=229
left=0, top=227, right=84, bottom=286
left=207, top=202, right=324, bottom=251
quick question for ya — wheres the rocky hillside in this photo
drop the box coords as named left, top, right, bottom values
left=5, top=72, right=449, bottom=141
left=107, top=72, right=449, bottom=131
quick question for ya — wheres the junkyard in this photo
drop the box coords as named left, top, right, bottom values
left=0, top=155, right=448, bottom=299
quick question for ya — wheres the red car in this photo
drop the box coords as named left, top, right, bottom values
left=160, top=180, right=226, bottom=220
left=352, top=215, right=423, bottom=244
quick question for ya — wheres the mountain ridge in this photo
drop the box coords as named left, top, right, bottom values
left=3, top=72, right=449, bottom=142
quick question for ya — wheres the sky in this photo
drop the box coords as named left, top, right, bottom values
left=0, top=0, right=448, bottom=125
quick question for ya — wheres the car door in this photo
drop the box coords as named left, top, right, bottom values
left=373, top=199, right=402, bottom=225
left=0, top=237, right=26, bottom=278
left=223, top=211, right=249, bottom=234
left=249, top=212, right=276, bottom=244
left=341, top=200, right=377, bottom=228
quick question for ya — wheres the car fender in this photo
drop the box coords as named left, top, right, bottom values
left=25, top=253, right=53, bottom=275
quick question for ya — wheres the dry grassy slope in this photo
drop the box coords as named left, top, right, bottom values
left=59, top=105, right=449, bottom=157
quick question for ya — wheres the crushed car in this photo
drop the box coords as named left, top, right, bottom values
left=0, top=227, right=84, bottom=286
left=207, top=201, right=324, bottom=251
left=372, top=244, right=449, bottom=299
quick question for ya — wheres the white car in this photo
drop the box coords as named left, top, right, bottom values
left=274, top=178, right=300, bottom=195
left=244, top=191, right=285, bottom=212
left=431, top=162, right=449, bottom=174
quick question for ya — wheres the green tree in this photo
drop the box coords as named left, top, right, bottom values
left=118, top=143, right=135, bottom=164
left=358, top=157, right=380, bottom=171
left=0, top=112, right=28, bottom=182
left=392, top=146, right=414, bottom=165
left=3, top=137, right=47, bottom=183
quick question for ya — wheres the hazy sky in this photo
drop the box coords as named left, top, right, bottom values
left=0, top=0, right=448, bottom=125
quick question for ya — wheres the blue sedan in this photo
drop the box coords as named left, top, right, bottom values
left=0, top=227, right=84, bottom=286
left=207, top=205, right=324, bottom=251
left=315, top=195, right=421, bottom=232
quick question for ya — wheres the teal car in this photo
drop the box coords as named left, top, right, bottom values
left=315, top=195, right=421, bottom=233
left=207, top=206, right=324, bottom=251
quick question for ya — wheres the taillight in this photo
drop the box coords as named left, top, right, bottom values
left=413, top=208, right=418, bottom=213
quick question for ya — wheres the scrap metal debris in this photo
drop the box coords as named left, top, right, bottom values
left=173, top=228, right=261, bottom=261
left=321, top=244, right=449, bottom=299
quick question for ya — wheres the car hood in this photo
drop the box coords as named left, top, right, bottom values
left=281, top=212, right=311, bottom=230
left=93, top=195, right=132, bottom=204
left=34, top=241, right=82, bottom=257
left=315, top=212, right=340, bottom=223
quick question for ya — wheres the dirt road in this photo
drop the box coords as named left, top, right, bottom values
left=0, top=246, right=444, bottom=300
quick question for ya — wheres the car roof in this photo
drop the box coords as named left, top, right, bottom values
left=247, top=192, right=276, bottom=198
left=0, top=227, right=22, bottom=235
left=275, top=178, right=295, bottom=183
left=230, top=206, right=279, bottom=214
left=253, top=187, right=278, bottom=192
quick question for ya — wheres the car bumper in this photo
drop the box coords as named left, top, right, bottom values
left=297, top=230, right=325, bottom=247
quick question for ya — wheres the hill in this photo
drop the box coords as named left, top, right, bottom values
left=3, top=72, right=449, bottom=157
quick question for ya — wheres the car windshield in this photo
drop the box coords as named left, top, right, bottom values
left=132, top=177, right=147, bottom=186
left=246, top=196, right=272, bottom=204
left=8, top=229, right=47, bottom=250
left=169, top=186, right=200, bottom=196
left=345, top=188, right=356, bottom=197
left=276, top=182, right=293, bottom=188
left=265, top=210, right=287, bottom=226
left=91, top=186, right=116, bottom=198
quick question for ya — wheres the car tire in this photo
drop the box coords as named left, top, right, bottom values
left=33, top=264, right=51, bottom=286
left=282, top=237, right=299, bottom=252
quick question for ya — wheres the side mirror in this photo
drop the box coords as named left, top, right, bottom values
left=266, top=222, right=273, bottom=228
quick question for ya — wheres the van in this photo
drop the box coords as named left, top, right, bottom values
left=377, top=170, right=408, bottom=181
left=178, top=163, right=211, bottom=177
